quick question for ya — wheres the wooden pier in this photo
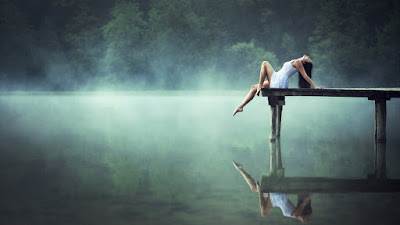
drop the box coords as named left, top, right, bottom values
left=260, top=88, right=400, bottom=193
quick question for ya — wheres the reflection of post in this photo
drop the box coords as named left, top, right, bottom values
left=276, top=138, right=282, bottom=169
left=269, top=137, right=284, bottom=178
left=374, top=142, right=386, bottom=179
left=374, top=99, right=387, bottom=179
left=269, top=140, right=276, bottom=175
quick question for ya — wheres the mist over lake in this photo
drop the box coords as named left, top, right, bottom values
left=1, top=92, right=399, bottom=224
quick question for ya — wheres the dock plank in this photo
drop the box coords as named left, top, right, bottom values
left=261, top=88, right=400, bottom=99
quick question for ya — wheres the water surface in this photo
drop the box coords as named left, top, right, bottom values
left=0, top=92, right=399, bottom=224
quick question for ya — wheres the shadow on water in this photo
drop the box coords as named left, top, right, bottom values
left=0, top=92, right=399, bottom=224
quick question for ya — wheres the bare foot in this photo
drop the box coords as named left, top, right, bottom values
left=232, top=107, right=243, bottom=116
left=232, top=160, right=243, bottom=170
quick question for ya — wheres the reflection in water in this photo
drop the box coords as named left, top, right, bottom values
left=233, top=160, right=312, bottom=222
left=1, top=94, right=400, bottom=224
left=233, top=136, right=400, bottom=223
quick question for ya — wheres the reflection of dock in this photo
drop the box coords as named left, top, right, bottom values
left=261, top=136, right=400, bottom=194
left=261, top=176, right=400, bottom=193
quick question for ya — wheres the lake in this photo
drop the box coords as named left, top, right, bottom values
left=0, top=91, right=399, bottom=225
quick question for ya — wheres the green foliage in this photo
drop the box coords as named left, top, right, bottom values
left=63, top=2, right=104, bottom=79
left=309, top=0, right=400, bottom=87
left=224, top=41, right=278, bottom=84
left=0, top=0, right=399, bottom=89
left=0, top=1, right=35, bottom=75
left=103, top=0, right=147, bottom=82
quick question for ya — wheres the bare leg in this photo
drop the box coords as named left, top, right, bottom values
left=232, top=160, right=257, bottom=192
left=233, top=61, right=275, bottom=116
left=256, top=61, right=275, bottom=96
left=257, top=181, right=271, bottom=216
left=232, top=81, right=269, bottom=116
left=256, top=182, right=266, bottom=211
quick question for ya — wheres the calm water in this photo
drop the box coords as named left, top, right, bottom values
left=0, top=92, right=399, bottom=225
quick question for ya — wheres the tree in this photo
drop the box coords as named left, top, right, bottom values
left=102, top=0, right=147, bottom=85
left=223, top=41, right=278, bottom=87
left=0, top=0, right=35, bottom=84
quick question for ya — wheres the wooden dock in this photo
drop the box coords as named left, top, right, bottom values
left=261, top=88, right=400, bottom=98
left=260, top=88, right=400, bottom=193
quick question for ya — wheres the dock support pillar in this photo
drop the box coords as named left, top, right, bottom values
left=368, top=98, right=389, bottom=180
left=268, top=96, right=285, bottom=141
left=374, top=99, right=387, bottom=180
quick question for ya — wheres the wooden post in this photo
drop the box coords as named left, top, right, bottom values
left=374, top=100, right=386, bottom=143
left=277, top=105, right=283, bottom=137
left=276, top=138, right=283, bottom=170
left=374, top=99, right=387, bottom=179
left=269, top=140, right=276, bottom=175
left=374, top=142, right=386, bottom=179
left=269, top=104, right=277, bottom=141
left=268, top=96, right=285, bottom=141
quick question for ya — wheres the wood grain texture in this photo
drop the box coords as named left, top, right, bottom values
left=261, top=88, right=400, bottom=99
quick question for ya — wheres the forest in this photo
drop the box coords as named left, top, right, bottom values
left=0, top=0, right=399, bottom=90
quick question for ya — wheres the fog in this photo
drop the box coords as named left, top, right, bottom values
left=1, top=0, right=399, bottom=91
left=1, top=0, right=400, bottom=224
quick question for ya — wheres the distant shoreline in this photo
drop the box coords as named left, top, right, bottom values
left=0, top=90, right=246, bottom=97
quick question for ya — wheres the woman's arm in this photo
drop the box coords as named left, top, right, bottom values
left=293, top=60, right=323, bottom=89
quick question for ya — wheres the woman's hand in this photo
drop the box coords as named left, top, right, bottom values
left=311, top=84, right=324, bottom=89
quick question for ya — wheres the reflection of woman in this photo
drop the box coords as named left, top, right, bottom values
left=233, top=160, right=312, bottom=222
left=232, top=55, right=323, bottom=116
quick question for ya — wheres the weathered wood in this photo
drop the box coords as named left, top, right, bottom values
left=261, top=88, right=400, bottom=99
left=261, top=176, right=400, bottom=193
left=374, top=100, right=387, bottom=142
left=270, top=105, right=277, bottom=141
left=269, top=138, right=284, bottom=178
left=374, top=142, right=387, bottom=179
left=372, top=100, right=387, bottom=179
left=268, top=96, right=285, bottom=141
left=268, top=96, right=286, bottom=105
left=277, top=105, right=283, bottom=137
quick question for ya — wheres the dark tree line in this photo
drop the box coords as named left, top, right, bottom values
left=0, top=0, right=399, bottom=90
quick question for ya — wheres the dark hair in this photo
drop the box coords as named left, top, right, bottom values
left=298, top=62, right=313, bottom=88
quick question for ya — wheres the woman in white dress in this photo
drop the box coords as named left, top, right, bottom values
left=232, top=55, right=323, bottom=116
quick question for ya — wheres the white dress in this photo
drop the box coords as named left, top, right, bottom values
left=269, top=193, right=295, bottom=218
left=270, top=60, right=298, bottom=88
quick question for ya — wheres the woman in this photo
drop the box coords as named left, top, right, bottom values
left=232, top=55, right=323, bottom=116
left=233, top=160, right=313, bottom=222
